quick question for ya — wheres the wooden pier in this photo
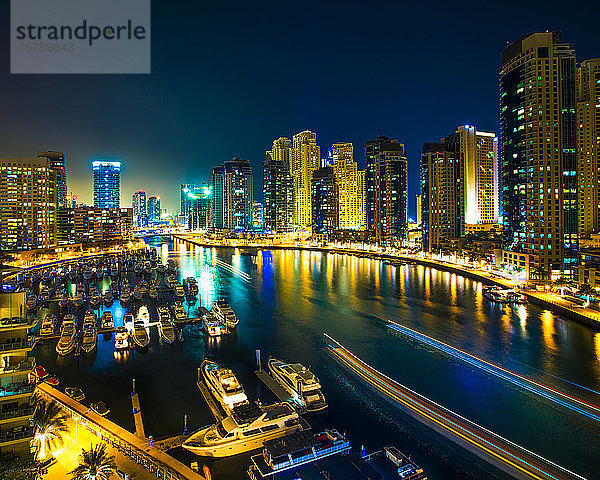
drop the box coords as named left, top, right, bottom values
left=195, top=368, right=225, bottom=422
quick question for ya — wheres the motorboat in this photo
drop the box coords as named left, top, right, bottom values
left=139, top=280, right=149, bottom=295
left=40, top=314, right=56, bottom=337
left=81, top=313, right=97, bottom=354
left=123, top=313, right=135, bottom=332
left=171, top=301, right=187, bottom=321
left=182, top=402, right=304, bottom=457
left=114, top=327, right=129, bottom=351
left=508, top=292, right=528, bottom=304
left=183, top=277, right=199, bottom=297
left=34, top=365, right=48, bottom=380
left=56, top=316, right=77, bottom=355
left=65, top=387, right=85, bottom=402
left=38, top=286, right=50, bottom=304
left=212, top=299, right=239, bottom=329
left=89, top=289, right=101, bottom=308
left=133, top=286, right=142, bottom=301
left=166, top=275, right=177, bottom=289
left=91, top=401, right=110, bottom=416
left=58, top=293, right=70, bottom=309
left=157, top=263, right=166, bottom=274
left=202, top=311, right=226, bottom=337
left=157, top=306, right=175, bottom=343
left=268, top=358, right=328, bottom=412
left=201, top=360, right=248, bottom=413
left=132, top=319, right=150, bottom=348
left=174, top=283, right=185, bottom=297
left=100, top=311, right=114, bottom=329
left=120, top=289, right=131, bottom=304
left=166, top=259, right=177, bottom=274
left=149, top=285, right=159, bottom=300
left=72, top=292, right=84, bottom=308
left=103, top=291, right=113, bottom=305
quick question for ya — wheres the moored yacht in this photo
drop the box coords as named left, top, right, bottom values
left=202, top=311, right=226, bottom=337
left=133, top=319, right=150, bottom=348
left=114, top=327, right=129, bottom=351
left=81, top=313, right=97, bottom=354
left=171, top=301, right=187, bottom=321
left=137, top=305, right=150, bottom=325
left=212, top=299, right=239, bottom=329
left=174, top=283, right=185, bottom=297
left=268, top=358, right=327, bottom=412
left=56, top=316, right=77, bottom=355
left=100, top=311, right=114, bottom=329
left=201, top=360, right=248, bottom=413
left=40, top=314, right=55, bottom=337
left=158, top=306, right=175, bottom=343
left=182, top=402, right=304, bottom=457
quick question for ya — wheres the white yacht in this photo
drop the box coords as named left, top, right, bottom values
left=182, top=402, right=304, bottom=457
left=81, top=313, right=97, bottom=354
left=137, top=305, right=150, bottom=325
left=201, top=360, right=248, bottom=413
left=100, top=311, right=114, bottom=329
left=268, top=358, right=328, bottom=412
left=72, top=292, right=84, bottom=308
left=114, top=327, right=129, bottom=351
left=212, top=299, right=239, bottom=329
left=158, top=306, right=175, bottom=343
left=132, top=319, right=150, bottom=348
left=174, top=283, right=185, bottom=297
left=56, top=316, right=77, bottom=355
left=202, top=311, right=226, bottom=337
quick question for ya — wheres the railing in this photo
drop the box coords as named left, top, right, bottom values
left=0, top=426, right=35, bottom=444
left=0, top=317, right=35, bottom=329
left=0, top=358, right=36, bottom=376
left=0, top=382, right=35, bottom=398
left=0, top=406, right=34, bottom=421
left=0, top=338, right=34, bottom=352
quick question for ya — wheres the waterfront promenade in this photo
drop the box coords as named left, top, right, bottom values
left=172, top=234, right=600, bottom=330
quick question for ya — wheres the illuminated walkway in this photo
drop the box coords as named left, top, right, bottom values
left=325, top=334, right=587, bottom=480
left=385, top=319, right=600, bottom=423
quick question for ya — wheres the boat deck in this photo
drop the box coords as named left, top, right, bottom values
left=196, top=379, right=225, bottom=422
left=255, top=370, right=307, bottom=414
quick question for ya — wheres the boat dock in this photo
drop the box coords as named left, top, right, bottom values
left=196, top=368, right=225, bottom=422
left=325, top=333, right=587, bottom=480
left=253, top=350, right=305, bottom=413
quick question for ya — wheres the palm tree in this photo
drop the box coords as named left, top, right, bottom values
left=32, top=399, right=69, bottom=460
left=69, top=443, right=116, bottom=480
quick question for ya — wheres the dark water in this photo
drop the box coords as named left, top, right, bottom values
left=35, top=236, right=600, bottom=479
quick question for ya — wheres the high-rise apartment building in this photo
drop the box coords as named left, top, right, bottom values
left=132, top=190, right=147, bottom=227
left=252, top=201, right=264, bottom=230
left=327, top=142, right=366, bottom=230
left=188, top=184, right=212, bottom=231
left=500, top=31, right=577, bottom=279
left=147, top=195, right=161, bottom=224
left=0, top=157, right=57, bottom=250
left=212, top=158, right=253, bottom=230
left=37, top=151, right=67, bottom=208
left=92, top=160, right=121, bottom=209
left=365, top=136, right=408, bottom=245
left=58, top=206, right=132, bottom=244
left=0, top=291, right=36, bottom=462
left=576, top=58, right=600, bottom=238
left=263, top=143, right=294, bottom=232
left=212, top=166, right=225, bottom=229
left=311, top=166, right=338, bottom=235
left=292, top=130, right=320, bottom=228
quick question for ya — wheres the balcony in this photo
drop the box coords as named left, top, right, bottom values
left=0, top=382, right=35, bottom=399
left=0, top=317, right=35, bottom=331
left=0, top=425, right=35, bottom=445
left=0, top=338, right=34, bottom=353
left=0, top=358, right=36, bottom=377
left=0, top=406, right=34, bottom=422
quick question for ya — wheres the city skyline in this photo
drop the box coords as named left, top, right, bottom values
left=2, top=2, right=600, bottom=215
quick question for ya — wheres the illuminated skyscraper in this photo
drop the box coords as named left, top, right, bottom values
left=311, top=166, right=338, bottom=235
left=252, top=201, right=264, bottom=230
left=38, top=151, right=67, bottom=208
left=132, top=190, right=147, bottom=227
left=0, top=157, right=57, bottom=249
left=212, top=158, right=253, bottom=230
left=292, top=130, right=320, bottom=228
left=92, top=159, right=121, bottom=209
left=365, top=135, right=408, bottom=245
left=188, top=184, right=212, bottom=230
left=147, top=195, right=161, bottom=224
left=264, top=140, right=294, bottom=232
left=576, top=58, right=600, bottom=238
left=500, top=31, right=577, bottom=279
left=327, top=142, right=366, bottom=230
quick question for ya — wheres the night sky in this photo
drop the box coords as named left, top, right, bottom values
left=1, top=1, right=599, bottom=218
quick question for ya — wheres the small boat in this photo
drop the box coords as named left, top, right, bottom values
left=38, top=287, right=50, bottom=304
left=149, top=286, right=159, bottom=300
left=202, top=311, right=226, bottom=337
left=133, top=286, right=142, bottom=301
left=166, top=275, right=177, bottom=289
left=83, top=269, right=94, bottom=281
left=133, top=319, right=150, bottom=348
left=40, top=314, right=56, bottom=337
left=134, top=263, right=143, bottom=276
left=114, top=327, right=129, bottom=351
left=58, top=294, right=70, bottom=309
left=81, top=313, right=97, bottom=354
left=212, top=299, right=239, bottom=329
left=268, top=357, right=328, bottom=412
left=103, top=291, right=113, bottom=305
left=157, top=306, right=175, bottom=344
left=166, top=259, right=177, bottom=274
left=174, top=283, right=185, bottom=297
left=56, top=316, right=77, bottom=356
left=91, top=401, right=110, bottom=416
left=34, top=365, right=49, bottom=380
left=44, top=375, right=59, bottom=386
left=89, top=290, right=101, bottom=308
left=65, top=387, right=85, bottom=402
left=157, top=263, right=166, bottom=274
left=120, top=290, right=131, bottom=304
left=508, top=292, right=528, bottom=305
left=139, top=281, right=149, bottom=295
left=26, top=294, right=37, bottom=311
left=123, top=313, right=135, bottom=332
left=100, top=311, right=114, bottom=329
left=201, top=360, right=248, bottom=413
left=183, top=277, right=199, bottom=297
left=171, top=301, right=187, bottom=321
left=143, top=261, right=152, bottom=274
